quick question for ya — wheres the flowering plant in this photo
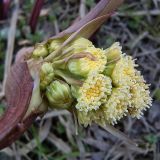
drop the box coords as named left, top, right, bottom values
left=0, top=0, right=152, bottom=150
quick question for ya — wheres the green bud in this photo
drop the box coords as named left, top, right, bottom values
left=64, top=37, right=93, bottom=54
left=105, top=42, right=122, bottom=62
left=33, top=44, right=48, bottom=58
left=68, top=58, right=92, bottom=78
left=71, top=37, right=93, bottom=48
left=49, top=39, right=63, bottom=53
left=103, top=63, right=116, bottom=76
left=40, top=62, right=54, bottom=89
left=46, top=80, right=73, bottom=109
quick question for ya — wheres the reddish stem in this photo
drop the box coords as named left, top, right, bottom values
left=29, top=0, right=44, bottom=33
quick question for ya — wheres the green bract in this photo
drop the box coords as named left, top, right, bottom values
left=68, top=58, right=93, bottom=78
left=46, top=80, right=73, bottom=109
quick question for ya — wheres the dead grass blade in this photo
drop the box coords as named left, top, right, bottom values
left=0, top=0, right=19, bottom=100
left=47, top=133, right=71, bottom=153
left=55, top=0, right=124, bottom=38
left=102, top=124, right=148, bottom=153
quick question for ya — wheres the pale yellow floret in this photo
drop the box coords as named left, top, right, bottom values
left=103, top=87, right=131, bottom=125
left=76, top=74, right=112, bottom=112
left=77, top=87, right=131, bottom=126
left=85, top=47, right=107, bottom=74
left=68, top=46, right=107, bottom=77
left=128, top=71, right=152, bottom=118
left=112, top=54, right=152, bottom=119
left=68, top=57, right=100, bottom=78
left=111, top=54, right=137, bottom=86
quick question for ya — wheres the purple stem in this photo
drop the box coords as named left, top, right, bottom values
left=29, top=0, right=44, bottom=33
left=0, top=0, right=10, bottom=20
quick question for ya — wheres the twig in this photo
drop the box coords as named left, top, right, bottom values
left=12, top=143, right=21, bottom=160
left=116, top=10, right=160, bottom=16
left=54, top=18, right=59, bottom=35
left=131, top=31, right=148, bottom=49
left=0, top=0, right=19, bottom=100
left=42, top=110, right=70, bottom=120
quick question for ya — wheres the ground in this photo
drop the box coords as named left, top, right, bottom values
left=0, top=0, right=160, bottom=159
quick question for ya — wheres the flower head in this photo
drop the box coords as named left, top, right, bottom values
left=103, top=87, right=131, bottom=124
left=68, top=58, right=95, bottom=78
left=111, top=54, right=137, bottom=86
left=111, top=53, right=152, bottom=116
left=68, top=47, right=107, bottom=77
left=76, top=42, right=152, bottom=126
left=85, top=47, right=107, bottom=73
left=77, top=86, right=131, bottom=126
left=128, top=71, right=152, bottom=118
left=75, top=73, right=112, bottom=112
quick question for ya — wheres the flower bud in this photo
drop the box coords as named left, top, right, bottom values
left=33, top=44, right=48, bottom=58
left=49, top=39, right=63, bottom=53
left=68, top=47, right=106, bottom=77
left=71, top=37, right=93, bottom=48
left=46, top=80, right=73, bottom=109
left=40, top=62, right=54, bottom=89
left=64, top=37, right=93, bottom=54
left=68, top=58, right=92, bottom=78
left=105, top=42, right=122, bottom=62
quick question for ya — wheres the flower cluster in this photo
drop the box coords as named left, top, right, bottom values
left=31, top=37, right=152, bottom=126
